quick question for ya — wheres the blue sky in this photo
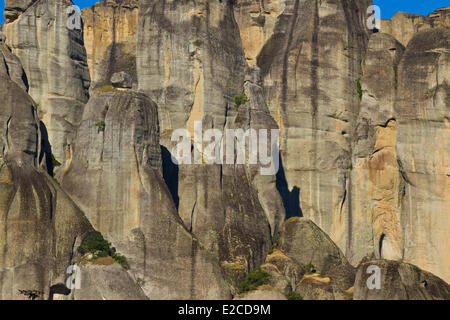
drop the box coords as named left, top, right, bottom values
left=0, top=0, right=449, bottom=28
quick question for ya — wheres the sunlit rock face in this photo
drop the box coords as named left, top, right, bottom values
left=380, top=7, right=450, bottom=47
left=82, top=0, right=139, bottom=88
left=237, top=0, right=372, bottom=260
left=4, top=0, right=91, bottom=170
left=0, top=0, right=449, bottom=300
left=349, top=33, right=406, bottom=265
left=394, top=28, right=450, bottom=283
left=0, top=46, right=93, bottom=300
left=354, top=260, right=450, bottom=300
left=136, top=0, right=273, bottom=277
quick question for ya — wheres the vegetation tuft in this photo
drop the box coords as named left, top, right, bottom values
left=356, top=79, right=363, bottom=100
left=79, top=231, right=129, bottom=269
left=234, top=92, right=249, bottom=109
left=97, top=84, right=117, bottom=93
left=95, top=121, right=106, bottom=128
left=238, top=267, right=271, bottom=293
left=305, top=263, right=316, bottom=274
left=286, top=291, right=303, bottom=300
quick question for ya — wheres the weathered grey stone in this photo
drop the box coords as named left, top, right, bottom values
left=111, top=71, right=132, bottom=89
left=278, top=217, right=355, bottom=291
left=234, top=0, right=288, bottom=67
left=82, top=0, right=139, bottom=88
left=380, top=7, right=450, bottom=46
left=394, top=28, right=450, bottom=283
left=0, top=42, right=28, bottom=92
left=0, top=68, right=93, bottom=300
left=71, top=263, right=148, bottom=300
left=137, top=0, right=247, bottom=143
left=348, top=33, right=406, bottom=265
left=5, top=0, right=91, bottom=168
left=2, top=0, right=449, bottom=301
left=60, top=90, right=162, bottom=240
left=137, top=0, right=272, bottom=276
left=4, top=0, right=38, bottom=23
left=61, top=90, right=230, bottom=299
left=354, top=260, right=450, bottom=300
left=232, top=67, right=286, bottom=236
left=295, top=274, right=339, bottom=300
left=260, top=263, right=291, bottom=294
left=243, top=0, right=373, bottom=263
left=265, top=249, right=305, bottom=291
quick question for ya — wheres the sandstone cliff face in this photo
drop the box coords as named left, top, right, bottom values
left=354, top=260, right=450, bottom=300
left=234, top=1, right=450, bottom=284
left=60, top=89, right=230, bottom=299
left=82, top=0, right=139, bottom=88
left=239, top=0, right=372, bottom=261
left=0, top=48, right=93, bottom=299
left=279, top=218, right=355, bottom=291
left=71, top=263, right=148, bottom=300
left=137, top=0, right=273, bottom=274
left=348, top=27, right=450, bottom=283
left=1, top=0, right=449, bottom=300
left=4, top=0, right=38, bottom=23
left=137, top=0, right=247, bottom=141
left=381, top=7, right=450, bottom=47
left=233, top=0, right=287, bottom=67
left=349, top=33, right=405, bottom=265
left=5, top=0, right=90, bottom=168
left=0, top=42, right=28, bottom=92
left=395, top=28, right=450, bottom=283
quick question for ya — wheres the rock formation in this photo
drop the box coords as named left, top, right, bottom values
left=0, top=0, right=448, bottom=300
left=278, top=217, right=356, bottom=291
left=136, top=0, right=273, bottom=275
left=354, top=260, right=450, bottom=300
left=0, top=40, right=150, bottom=300
left=394, top=28, right=450, bottom=283
left=381, top=7, right=450, bottom=46
left=82, top=0, right=139, bottom=88
left=4, top=0, right=91, bottom=169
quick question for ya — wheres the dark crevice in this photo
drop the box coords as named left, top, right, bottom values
left=161, top=145, right=179, bottom=209
left=5, top=116, right=11, bottom=153
left=276, top=154, right=303, bottom=219
left=379, top=233, right=385, bottom=258
left=340, top=176, right=348, bottom=217
left=397, top=159, right=414, bottom=186
left=48, top=283, right=70, bottom=300
left=190, top=199, right=197, bottom=233
left=39, top=121, right=54, bottom=176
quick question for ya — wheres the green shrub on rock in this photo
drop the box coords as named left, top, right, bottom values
left=78, top=231, right=129, bottom=269
left=305, top=263, right=316, bottom=274
left=234, top=93, right=249, bottom=109
left=238, top=267, right=271, bottom=293
left=286, top=292, right=303, bottom=300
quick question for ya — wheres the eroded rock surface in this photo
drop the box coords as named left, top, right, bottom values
left=82, top=0, right=139, bottom=88
left=1, top=0, right=449, bottom=300
left=278, top=217, right=356, bottom=291
left=5, top=0, right=91, bottom=168
left=394, top=28, right=450, bottom=283
left=381, top=7, right=450, bottom=46
left=0, top=51, right=92, bottom=300
left=61, top=89, right=230, bottom=299
left=137, top=0, right=272, bottom=275
left=354, top=260, right=450, bottom=300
